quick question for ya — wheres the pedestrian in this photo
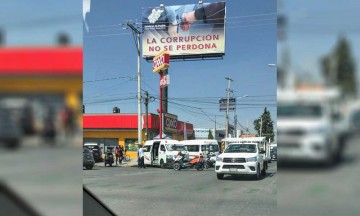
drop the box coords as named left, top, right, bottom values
left=138, top=145, right=146, bottom=168
left=115, top=146, right=119, bottom=165
left=119, top=146, right=124, bottom=164
left=137, top=146, right=141, bottom=168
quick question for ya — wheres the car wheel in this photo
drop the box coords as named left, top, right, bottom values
left=217, top=173, right=224, bottom=180
left=261, top=163, right=266, bottom=176
left=160, top=159, right=165, bottom=169
left=254, top=165, right=261, bottom=180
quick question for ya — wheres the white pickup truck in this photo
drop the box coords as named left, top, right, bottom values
left=215, top=142, right=266, bottom=180
left=277, top=87, right=347, bottom=165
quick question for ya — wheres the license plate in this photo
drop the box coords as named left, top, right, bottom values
left=229, top=168, right=238, bottom=172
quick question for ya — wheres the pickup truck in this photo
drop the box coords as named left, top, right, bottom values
left=215, top=142, right=266, bottom=180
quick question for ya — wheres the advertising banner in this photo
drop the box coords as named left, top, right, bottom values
left=164, top=113, right=178, bottom=133
left=142, top=2, right=226, bottom=59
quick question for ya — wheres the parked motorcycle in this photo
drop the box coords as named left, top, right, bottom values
left=104, top=152, right=114, bottom=167
left=189, top=154, right=206, bottom=171
left=173, top=151, right=188, bottom=171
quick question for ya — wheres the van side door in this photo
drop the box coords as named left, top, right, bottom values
left=143, top=145, right=152, bottom=165
left=159, top=144, right=166, bottom=163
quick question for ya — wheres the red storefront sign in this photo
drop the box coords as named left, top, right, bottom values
left=153, top=51, right=169, bottom=73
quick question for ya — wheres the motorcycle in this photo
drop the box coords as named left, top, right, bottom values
left=173, top=152, right=188, bottom=171
left=104, top=152, right=114, bottom=167
left=189, top=154, right=206, bottom=171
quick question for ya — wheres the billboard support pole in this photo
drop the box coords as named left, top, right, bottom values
left=159, top=71, right=163, bottom=139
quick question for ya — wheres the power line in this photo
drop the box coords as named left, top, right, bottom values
left=83, top=76, right=134, bottom=83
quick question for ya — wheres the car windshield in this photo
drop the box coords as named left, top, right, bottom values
left=224, top=144, right=257, bottom=153
left=165, top=144, right=187, bottom=151
left=202, top=144, right=219, bottom=152
left=278, top=103, right=323, bottom=118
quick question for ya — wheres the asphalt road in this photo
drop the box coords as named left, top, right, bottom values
left=83, top=161, right=277, bottom=216
left=0, top=135, right=82, bottom=216
left=278, top=135, right=360, bottom=216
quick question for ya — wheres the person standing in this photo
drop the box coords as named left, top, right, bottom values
left=138, top=145, right=145, bottom=168
left=115, top=146, right=119, bottom=165
left=119, top=146, right=124, bottom=164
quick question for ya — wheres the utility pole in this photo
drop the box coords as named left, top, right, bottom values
left=214, top=115, right=217, bottom=141
left=234, top=112, right=237, bottom=138
left=127, top=22, right=142, bottom=145
left=144, top=91, right=149, bottom=141
left=225, top=77, right=233, bottom=139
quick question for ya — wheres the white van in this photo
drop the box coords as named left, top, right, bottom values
left=143, top=139, right=189, bottom=168
left=179, top=139, right=220, bottom=161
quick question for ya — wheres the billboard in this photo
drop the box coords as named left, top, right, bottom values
left=142, top=2, right=226, bottom=59
left=219, top=98, right=236, bottom=112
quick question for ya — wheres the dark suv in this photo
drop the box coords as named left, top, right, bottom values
left=0, top=108, right=22, bottom=149
left=84, top=144, right=103, bottom=162
left=83, top=148, right=95, bottom=170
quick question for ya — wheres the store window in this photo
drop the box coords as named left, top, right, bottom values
left=125, top=138, right=138, bottom=152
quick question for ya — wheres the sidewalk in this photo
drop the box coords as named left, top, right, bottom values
left=95, top=158, right=138, bottom=167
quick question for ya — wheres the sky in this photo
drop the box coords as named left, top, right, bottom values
left=83, top=0, right=277, bottom=133
left=0, top=0, right=82, bottom=46
left=278, top=0, right=360, bottom=90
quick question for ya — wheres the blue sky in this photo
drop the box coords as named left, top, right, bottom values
left=83, top=0, right=277, bottom=132
left=279, top=0, right=360, bottom=87
left=0, top=0, right=82, bottom=46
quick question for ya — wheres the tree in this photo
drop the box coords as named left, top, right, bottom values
left=208, top=129, right=214, bottom=139
left=253, top=107, right=275, bottom=142
left=320, top=36, right=357, bottom=97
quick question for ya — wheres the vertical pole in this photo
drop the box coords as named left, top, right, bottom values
left=126, top=22, right=142, bottom=145
left=145, top=91, right=149, bottom=140
left=225, top=77, right=232, bottom=140
left=137, top=32, right=142, bottom=145
left=159, top=71, right=163, bottom=139
left=214, top=115, right=216, bottom=140
left=260, top=117, right=263, bottom=137
left=184, top=122, right=187, bottom=140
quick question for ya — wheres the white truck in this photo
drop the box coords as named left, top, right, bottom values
left=215, top=142, right=266, bottom=180
left=143, top=139, right=189, bottom=168
left=215, top=137, right=268, bottom=180
left=277, top=87, right=347, bottom=165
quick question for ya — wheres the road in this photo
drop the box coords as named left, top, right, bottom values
left=83, top=161, right=277, bottom=216
left=278, top=135, right=360, bottom=216
left=0, top=135, right=82, bottom=216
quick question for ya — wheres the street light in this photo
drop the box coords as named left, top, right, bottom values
left=234, top=95, right=248, bottom=138
left=268, top=64, right=277, bottom=68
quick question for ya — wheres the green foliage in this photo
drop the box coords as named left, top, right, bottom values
left=320, top=36, right=357, bottom=97
left=253, top=107, right=274, bottom=142
left=208, top=129, right=214, bottom=139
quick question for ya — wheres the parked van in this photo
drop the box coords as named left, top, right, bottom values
left=179, top=139, right=220, bottom=161
left=143, top=139, right=189, bottom=168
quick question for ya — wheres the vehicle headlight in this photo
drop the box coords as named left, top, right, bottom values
left=216, top=157, right=223, bottom=162
left=246, top=156, right=257, bottom=162
left=166, top=155, right=174, bottom=159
